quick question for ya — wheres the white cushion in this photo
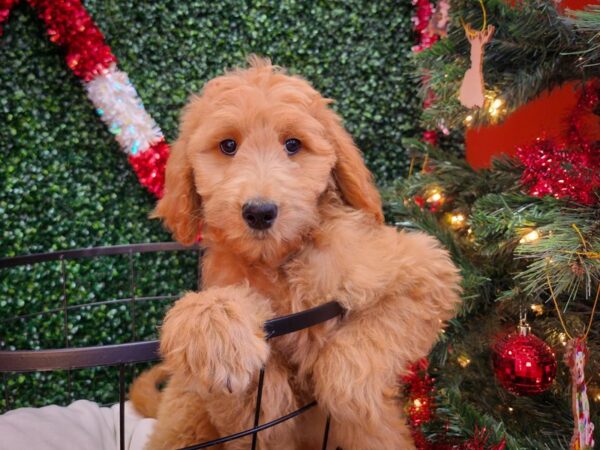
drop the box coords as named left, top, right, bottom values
left=0, top=400, right=155, bottom=450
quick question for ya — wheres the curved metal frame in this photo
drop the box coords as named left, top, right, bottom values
left=0, top=243, right=344, bottom=450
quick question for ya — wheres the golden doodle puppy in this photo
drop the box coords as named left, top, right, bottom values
left=130, top=56, right=462, bottom=450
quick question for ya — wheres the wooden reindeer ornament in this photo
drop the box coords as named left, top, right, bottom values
left=458, top=22, right=495, bottom=108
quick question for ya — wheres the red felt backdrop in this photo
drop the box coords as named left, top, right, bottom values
left=465, top=0, right=600, bottom=169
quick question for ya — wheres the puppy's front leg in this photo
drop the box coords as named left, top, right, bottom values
left=312, top=305, right=419, bottom=450
left=160, top=285, right=298, bottom=450
left=160, top=284, right=272, bottom=396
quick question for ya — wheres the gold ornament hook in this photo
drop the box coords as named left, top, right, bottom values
left=460, top=0, right=488, bottom=38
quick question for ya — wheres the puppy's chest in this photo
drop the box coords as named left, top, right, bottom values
left=251, top=253, right=341, bottom=316
left=250, top=256, right=343, bottom=367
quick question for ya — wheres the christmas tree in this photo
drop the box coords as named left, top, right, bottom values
left=394, top=1, right=599, bottom=448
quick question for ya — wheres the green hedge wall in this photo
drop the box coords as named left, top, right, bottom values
left=0, top=0, right=419, bottom=409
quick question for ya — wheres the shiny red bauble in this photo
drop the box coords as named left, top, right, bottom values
left=492, top=324, right=557, bottom=396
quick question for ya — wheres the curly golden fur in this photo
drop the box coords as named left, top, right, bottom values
left=130, top=56, right=462, bottom=450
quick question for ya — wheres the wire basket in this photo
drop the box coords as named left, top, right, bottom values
left=0, top=243, right=343, bottom=450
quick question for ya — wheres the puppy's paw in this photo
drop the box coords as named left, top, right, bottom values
left=160, top=286, right=272, bottom=394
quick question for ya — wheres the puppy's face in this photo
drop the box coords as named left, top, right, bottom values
left=155, top=58, right=383, bottom=262
left=188, top=67, right=336, bottom=260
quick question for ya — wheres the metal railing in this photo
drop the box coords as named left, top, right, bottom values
left=0, top=243, right=343, bottom=449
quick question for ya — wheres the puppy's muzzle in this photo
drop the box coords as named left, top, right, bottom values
left=242, top=200, right=278, bottom=230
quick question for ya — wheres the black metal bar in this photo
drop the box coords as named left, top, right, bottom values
left=60, top=257, right=73, bottom=401
left=0, top=242, right=200, bottom=269
left=0, top=341, right=160, bottom=372
left=251, top=368, right=266, bottom=450
left=0, top=302, right=344, bottom=372
left=264, top=301, right=344, bottom=339
left=179, top=401, right=317, bottom=450
left=60, top=257, right=69, bottom=348
left=129, top=250, right=137, bottom=341
left=0, top=294, right=178, bottom=324
left=119, top=365, right=125, bottom=450
left=322, top=415, right=331, bottom=450
left=0, top=243, right=347, bottom=448
left=2, top=373, right=9, bottom=413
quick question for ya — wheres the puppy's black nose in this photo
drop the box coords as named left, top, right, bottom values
left=242, top=202, right=278, bottom=230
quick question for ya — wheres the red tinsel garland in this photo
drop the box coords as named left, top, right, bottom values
left=2, top=0, right=169, bottom=198
left=517, top=81, right=600, bottom=206
left=403, top=358, right=507, bottom=450
left=27, top=0, right=117, bottom=81
left=0, top=0, right=19, bottom=35
left=402, top=358, right=436, bottom=450
left=128, top=139, right=169, bottom=198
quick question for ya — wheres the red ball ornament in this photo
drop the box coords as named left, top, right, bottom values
left=492, top=321, right=557, bottom=396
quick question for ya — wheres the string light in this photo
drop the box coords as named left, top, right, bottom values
left=519, top=230, right=540, bottom=244
left=464, top=114, right=473, bottom=125
left=487, top=95, right=504, bottom=118
left=466, top=227, right=475, bottom=243
left=530, top=304, right=544, bottom=316
left=488, top=98, right=502, bottom=117
left=450, top=213, right=465, bottom=226
left=427, top=189, right=443, bottom=203
left=457, top=354, right=471, bottom=368
left=413, top=398, right=423, bottom=409
left=439, top=319, right=446, bottom=334
left=588, top=384, right=600, bottom=403
left=446, top=212, right=468, bottom=230
left=423, top=188, right=445, bottom=211
left=559, top=332, right=568, bottom=346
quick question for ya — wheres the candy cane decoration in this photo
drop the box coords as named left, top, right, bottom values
left=0, top=0, right=169, bottom=197
left=566, top=338, right=595, bottom=450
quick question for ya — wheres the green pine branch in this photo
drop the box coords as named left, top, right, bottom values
left=564, top=5, right=600, bottom=69
left=384, top=148, right=600, bottom=448
left=414, top=0, right=600, bottom=130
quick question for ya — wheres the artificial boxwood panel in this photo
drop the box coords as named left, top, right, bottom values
left=0, top=0, right=419, bottom=408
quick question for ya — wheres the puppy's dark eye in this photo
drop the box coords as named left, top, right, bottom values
left=284, top=138, right=302, bottom=155
left=219, top=139, right=237, bottom=156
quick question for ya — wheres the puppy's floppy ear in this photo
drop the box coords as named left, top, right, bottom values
left=320, top=103, right=384, bottom=223
left=151, top=136, right=202, bottom=245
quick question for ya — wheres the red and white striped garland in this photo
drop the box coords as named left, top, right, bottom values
left=0, top=0, right=169, bottom=197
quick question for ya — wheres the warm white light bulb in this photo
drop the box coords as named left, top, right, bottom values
left=450, top=213, right=465, bottom=225
left=519, top=230, right=540, bottom=244
left=530, top=304, right=544, bottom=315
left=457, top=355, right=471, bottom=368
